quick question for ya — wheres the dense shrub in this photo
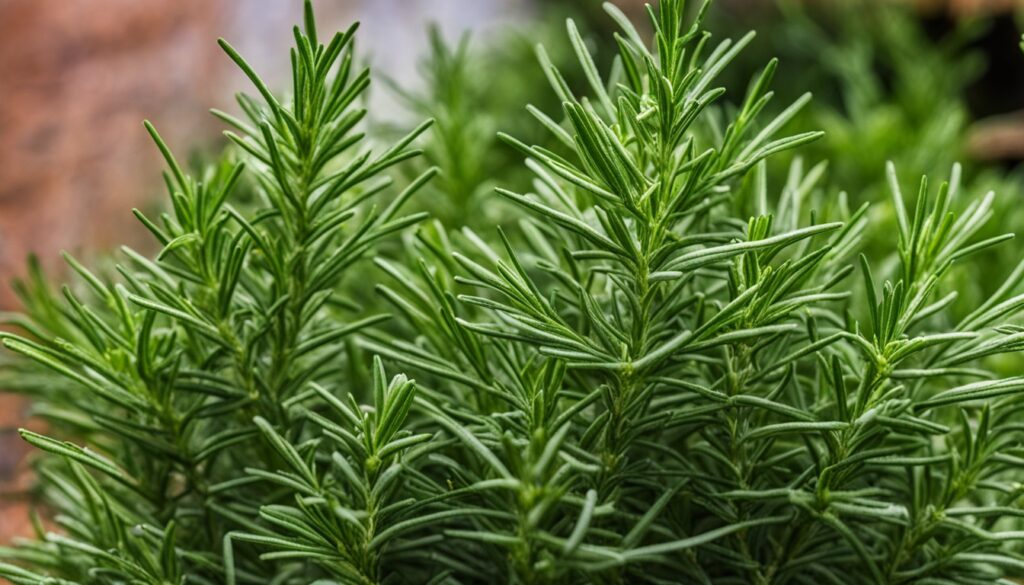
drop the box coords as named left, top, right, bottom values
left=4, top=2, right=1024, bottom=584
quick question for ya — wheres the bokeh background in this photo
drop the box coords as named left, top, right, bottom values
left=2, top=0, right=1024, bottom=544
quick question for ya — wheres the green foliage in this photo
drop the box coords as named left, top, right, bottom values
left=776, top=0, right=983, bottom=188
left=384, top=13, right=594, bottom=231
left=712, top=0, right=1024, bottom=322
left=4, top=1, right=1024, bottom=584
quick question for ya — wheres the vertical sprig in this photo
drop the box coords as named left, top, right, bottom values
left=209, top=1, right=434, bottom=421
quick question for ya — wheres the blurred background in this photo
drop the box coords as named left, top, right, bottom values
left=2, top=0, right=1024, bottom=543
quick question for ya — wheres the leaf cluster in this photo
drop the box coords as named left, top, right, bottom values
left=4, top=2, right=1024, bottom=584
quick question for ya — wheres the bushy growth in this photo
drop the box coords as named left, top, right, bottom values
left=3, top=2, right=1024, bottom=584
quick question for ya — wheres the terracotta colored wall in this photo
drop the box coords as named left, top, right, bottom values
left=0, top=0, right=224, bottom=292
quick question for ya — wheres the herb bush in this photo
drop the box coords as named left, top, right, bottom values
left=4, top=1, right=1024, bottom=584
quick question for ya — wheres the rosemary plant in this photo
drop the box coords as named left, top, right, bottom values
left=4, top=1, right=1024, bottom=584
